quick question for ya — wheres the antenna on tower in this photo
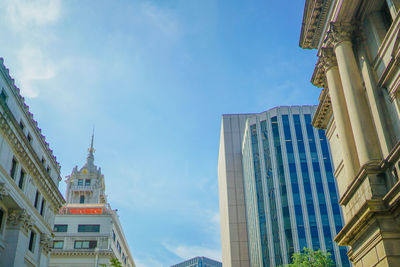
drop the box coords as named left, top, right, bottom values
left=88, top=125, right=95, bottom=154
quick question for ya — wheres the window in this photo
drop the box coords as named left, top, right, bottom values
left=0, top=209, right=4, bottom=230
left=27, top=133, right=32, bottom=143
left=53, top=240, right=64, bottom=249
left=117, top=241, right=121, bottom=254
left=78, top=179, right=83, bottom=186
left=74, top=240, right=97, bottom=249
left=54, top=224, right=68, bottom=232
left=19, top=121, right=25, bottom=131
left=78, top=224, right=100, bottom=232
left=18, top=169, right=25, bottom=189
left=34, top=190, right=40, bottom=208
left=0, top=89, right=7, bottom=101
left=28, top=231, right=36, bottom=252
left=46, top=166, right=50, bottom=174
left=40, top=198, right=46, bottom=216
left=10, top=157, right=17, bottom=179
left=80, top=195, right=85, bottom=203
left=112, top=230, right=116, bottom=241
left=41, top=157, right=45, bottom=165
left=85, top=179, right=91, bottom=186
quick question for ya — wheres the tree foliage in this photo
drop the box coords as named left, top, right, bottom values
left=99, top=258, right=123, bottom=267
left=280, top=248, right=335, bottom=267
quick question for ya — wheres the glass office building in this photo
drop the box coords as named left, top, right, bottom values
left=241, top=106, right=350, bottom=266
left=170, top=256, right=222, bottom=267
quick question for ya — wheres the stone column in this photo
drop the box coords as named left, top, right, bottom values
left=329, top=23, right=382, bottom=166
left=1, top=209, right=32, bottom=267
left=320, top=48, right=360, bottom=187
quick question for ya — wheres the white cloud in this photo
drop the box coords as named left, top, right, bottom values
left=164, top=243, right=222, bottom=261
left=134, top=257, right=164, bottom=267
left=4, top=0, right=61, bottom=29
left=17, top=45, right=56, bottom=98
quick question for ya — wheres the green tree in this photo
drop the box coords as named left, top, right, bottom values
left=280, top=248, right=335, bottom=267
left=99, top=258, right=123, bottom=267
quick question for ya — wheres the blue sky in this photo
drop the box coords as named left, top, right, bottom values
left=0, top=1, right=319, bottom=266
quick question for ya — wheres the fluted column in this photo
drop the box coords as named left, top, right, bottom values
left=320, top=48, right=360, bottom=186
left=329, top=23, right=381, bottom=166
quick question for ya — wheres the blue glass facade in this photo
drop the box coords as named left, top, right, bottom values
left=242, top=106, right=350, bottom=267
left=170, top=256, right=222, bottom=267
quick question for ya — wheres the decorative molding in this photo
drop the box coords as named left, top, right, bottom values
left=0, top=183, right=9, bottom=200
left=7, top=209, right=33, bottom=233
left=0, top=109, right=64, bottom=209
left=0, top=58, right=60, bottom=171
left=327, top=22, right=354, bottom=47
left=51, top=249, right=114, bottom=257
left=40, top=234, right=52, bottom=255
left=311, top=87, right=332, bottom=129
left=320, top=47, right=337, bottom=71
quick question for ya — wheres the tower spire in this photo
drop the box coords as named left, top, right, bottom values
left=87, top=126, right=95, bottom=166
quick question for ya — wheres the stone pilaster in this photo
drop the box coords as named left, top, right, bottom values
left=328, top=22, right=382, bottom=167
left=40, top=234, right=52, bottom=255
left=319, top=48, right=360, bottom=193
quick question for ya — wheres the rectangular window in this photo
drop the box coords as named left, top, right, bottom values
left=85, top=179, right=91, bottom=186
left=117, top=241, right=121, bottom=253
left=40, top=198, right=46, bottom=216
left=112, top=230, right=116, bottom=241
left=41, top=157, right=45, bottom=165
left=78, top=179, right=83, bottom=186
left=18, top=169, right=25, bottom=189
left=46, top=166, right=50, bottom=174
left=80, top=195, right=85, bottom=203
left=0, top=209, right=4, bottom=230
left=34, top=191, right=40, bottom=208
left=28, top=231, right=36, bottom=252
left=0, top=89, right=7, bottom=101
left=27, top=133, right=32, bottom=143
left=54, top=224, right=68, bottom=232
left=74, top=240, right=97, bottom=249
left=19, top=121, right=25, bottom=130
left=53, top=240, right=64, bottom=249
left=78, top=224, right=100, bottom=232
left=10, top=157, right=17, bottom=179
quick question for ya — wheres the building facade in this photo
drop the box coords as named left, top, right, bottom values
left=218, top=106, right=349, bottom=266
left=49, top=137, right=135, bottom=267
left=300, top=0, right=400, bottom=266
left=170, top=256, right=222, bottom=267
left=241, top=106, right=349, bottom=266
left=0, top=58, right=65, bottom=267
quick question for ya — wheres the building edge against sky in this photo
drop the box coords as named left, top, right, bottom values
left=218, top=106, right=350, bottom=267
left=0, top=58, right=64, bottom=267
left=300, top=0, right=400, bottom=266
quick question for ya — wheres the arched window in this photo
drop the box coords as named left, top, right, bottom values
left=80, top=195, right=85, bottom=203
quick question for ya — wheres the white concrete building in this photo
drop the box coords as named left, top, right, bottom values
left=0, top=58, right=65, bottom=267
left=49, top=136, right=135, bottom=267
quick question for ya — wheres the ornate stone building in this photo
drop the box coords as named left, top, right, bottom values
left=0, top=58, right=65, bottom=266
left=49, top=136, right=135, bottom=267
left=300, top=0, right=400, bottom=266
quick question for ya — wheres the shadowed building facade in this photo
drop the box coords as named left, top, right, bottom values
left=218, top=106, right=349, bottom=266
left=300, top=0, right=400, bottom=266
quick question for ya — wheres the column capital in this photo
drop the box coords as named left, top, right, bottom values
left=0, top=183, right=9, bottom=200
left=7, top=209, right=33, bottom=233
left=328, top=22, right=354, bottom=47
left=40, top=234, right=52, bottom=255
left=319, top=48, right=338, bottom=72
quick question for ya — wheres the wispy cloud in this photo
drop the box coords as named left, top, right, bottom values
left=1, top=0, right=62, bottom=98
left=17, top=45, right=56, bottom=98
left=4, top=0, right=61, bottom=29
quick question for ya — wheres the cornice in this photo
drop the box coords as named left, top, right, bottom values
left=299, top=0, right=332, bottom=49
left=0, top=108, right=64, bottom=209
left=311, top=87, right=332, bottom=129
left=0, top=58, right=60, bottom=171
left=51, top=249, right=114, bottom=257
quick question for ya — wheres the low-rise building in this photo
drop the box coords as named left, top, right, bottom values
left=170, top=256, right=222, bottom=267
left=49, top=136, right=135, bottom=267
left=0, top=58, right=65, bottom=267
